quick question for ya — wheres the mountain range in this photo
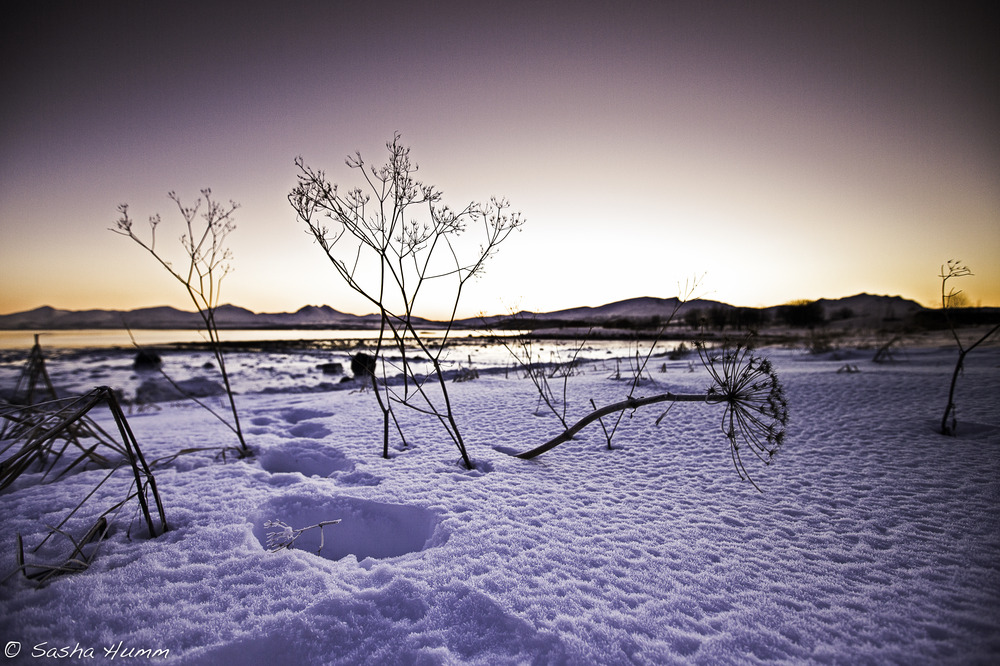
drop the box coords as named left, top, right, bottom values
left=0, top=294, right=930, bottom=330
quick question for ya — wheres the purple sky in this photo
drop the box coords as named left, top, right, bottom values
left=2, top=1, right=997, bottom=318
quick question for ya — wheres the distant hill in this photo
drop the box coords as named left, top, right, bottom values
left=469, top=293, right=930, bottom=328
left=0, top=304, right=431, bottom=330
left=471, top=296, right=731, bottom=326
left=0, top=293, right=941, bottom=331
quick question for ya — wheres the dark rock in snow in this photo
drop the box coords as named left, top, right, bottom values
left=133, top=350, right=162, bottom=370
left=351, top=353, right=377, bottom=379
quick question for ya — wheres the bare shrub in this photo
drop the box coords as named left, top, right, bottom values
left=938, top=260, right=1000, bottom=435
left=111, top=190, right=250, bottom=456
left=289, top=134, right=523, bottom=468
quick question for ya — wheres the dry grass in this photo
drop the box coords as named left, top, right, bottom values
left=1, top=387, right=167, bottom=586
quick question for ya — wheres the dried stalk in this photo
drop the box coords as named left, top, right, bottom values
left=112, top=190, right=249, bottom=455
left=938, top=261, right=1000, bottom=435
left=513, top=339, right=789, bottom=491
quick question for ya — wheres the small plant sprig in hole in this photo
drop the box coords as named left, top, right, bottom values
left=697, top=339, right=789, bottom=491
left=264, top=519, right=341, bottom=555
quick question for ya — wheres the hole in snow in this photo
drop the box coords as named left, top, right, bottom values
left=257, top=441, right=354, bottom=477
left=252, top=494, right=440, bottom=562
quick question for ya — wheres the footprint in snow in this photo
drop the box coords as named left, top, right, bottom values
left=252, top=494, right=441, bottom=562
left=257, top=440, right=355, bottom=477
left=287, top=422, right=330, bottom=439
left=279, top=407, right=333, bottom=424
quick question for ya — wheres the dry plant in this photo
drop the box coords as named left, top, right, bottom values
left=111, top=190, right=250, bottom=456
left=589, top=286, right=696, bottom=449
left=513, top=338, right=789, bottom=492
left=491, top=313, right=591, bottom=430
left=122, top=328, right=247, bottom=455
left=289, top=134, right=524, bottom=468
left=1, top=341, right=135, bottom=488
left=496, top=282, right=702, bottom=452
left=11, top=517, right=108, bottom=584
left=938, top=260, right=1000, bottom=436
left=3, top=334, right=58, bottom=408
left=264, top=518, right=341, bottom=555
left=697, top=341, right=789, bottom=488
left=872, top=334, right=901, bottom=364
left=2, top=387, right=167, bottom=585
left=0, top=396, right=126, bottom=491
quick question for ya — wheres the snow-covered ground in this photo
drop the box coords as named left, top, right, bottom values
left=1, top=338, right=998, bottom=664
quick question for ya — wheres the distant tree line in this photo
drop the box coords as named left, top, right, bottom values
left=684, top=306, right=772, bottom=331
left=685, top=301, right=837, bottom=331
left=913, top=307, right=1000, bottom=330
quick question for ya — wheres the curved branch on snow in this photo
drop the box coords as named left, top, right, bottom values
left=514, top=393, right=713, bottom=459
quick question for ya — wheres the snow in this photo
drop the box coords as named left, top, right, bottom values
left=1, top=339, right=999, bottom=664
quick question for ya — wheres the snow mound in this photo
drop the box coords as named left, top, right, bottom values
left=252, top=494, right=441, bottom=562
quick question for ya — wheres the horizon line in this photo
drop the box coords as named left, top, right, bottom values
left=3, top=291, right=993, bottom=320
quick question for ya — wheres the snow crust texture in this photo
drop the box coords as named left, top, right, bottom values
left=1, top=343, right=998, bottom=664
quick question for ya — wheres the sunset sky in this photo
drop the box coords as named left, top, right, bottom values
left=1, top=1, right=997, bottom=320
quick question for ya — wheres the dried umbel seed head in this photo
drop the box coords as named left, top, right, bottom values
left=697, top=340, right=789, bottom=491
left=263, top=520, right=297, bottom=551
left=263, top=518, right=342, bottom=555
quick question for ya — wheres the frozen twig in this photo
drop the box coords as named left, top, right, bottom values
left=264, top=519, right=341, bottom=555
